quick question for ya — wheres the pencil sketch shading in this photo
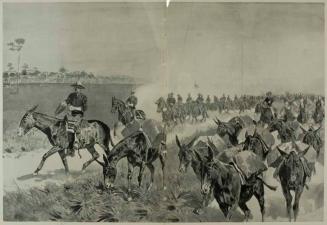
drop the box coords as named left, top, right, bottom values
left=2, top=2, right=324, bottom=222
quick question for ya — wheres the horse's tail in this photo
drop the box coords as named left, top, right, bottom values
left=88, top=120, right=114, bottom=153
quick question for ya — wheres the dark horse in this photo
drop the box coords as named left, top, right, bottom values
left=18, top=105, right=114, bottom=174
left=275, top=146, right=312, bottom=221
left=98, top=130, right=167, bottom=194
left=111, top=96, right=146, bottom=135
left=194, top=147, right=276, bottom=221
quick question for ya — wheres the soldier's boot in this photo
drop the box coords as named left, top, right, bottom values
left=67, top=132, right=76, bottom=157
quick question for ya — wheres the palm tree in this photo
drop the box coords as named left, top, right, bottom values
left=7, top=38, right=25, bottom=80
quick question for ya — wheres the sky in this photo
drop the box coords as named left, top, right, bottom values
left=3, top=2, right=324, bottom=95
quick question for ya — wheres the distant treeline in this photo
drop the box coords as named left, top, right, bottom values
left=3, top=70, right=142, bottom=85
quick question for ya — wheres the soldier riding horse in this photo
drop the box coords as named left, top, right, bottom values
left=111, top=96, right=146, bottom=136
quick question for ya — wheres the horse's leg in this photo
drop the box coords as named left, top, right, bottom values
left=127, top=162, right=134, bottom=193
left=138, top=162, right=145, bottom=187
left=193, top=188, right=214, bottom=215
left=34, top=146, right=61, bottom=175
left=82, top=144, right=100, bottom=171
left=146, top=163, right=155, bottom=191
left=281, top=183, right=293, bottom=222
left=254, top=181, right=265, bottom=222
left=159, top=153, right=166, bottom=190
left=227, top=203, right=238, bottom=221
left=239, top=202, right=251, bottom=222
left=293, top=186, right=304, bottom=221
left=58, top=150, right=69, bottom=174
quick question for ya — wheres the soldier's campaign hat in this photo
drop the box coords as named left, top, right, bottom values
left=71, top=81, right=85, bottom=89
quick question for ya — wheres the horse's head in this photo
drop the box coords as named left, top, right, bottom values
left=194, top=147, right=214, bottom=195
left=18, top=105, right=39, bottom=136
left=176, top=135, right=197, bottom=173
left=101, top=154, right=117, bottom=189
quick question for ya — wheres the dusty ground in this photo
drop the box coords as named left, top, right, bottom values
left=3, top=110, right=324, bottom=222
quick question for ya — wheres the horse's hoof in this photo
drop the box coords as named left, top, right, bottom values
left=193, top=208, right=203, bottom=215
left=33, top=171, right=38, bottom=176
left=127, top=197, right=133, bottom=202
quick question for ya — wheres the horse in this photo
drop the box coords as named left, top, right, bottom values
left=190, top=102, right=208, bottom=122
left=18, top=105, right=114, bottom=175
left=255, top=102, right=275, bottom=126
left=111, top=96, right=146, bottom=135
left=194, top=147, right=276, bottom=221
left=155, top=97, right=176, bottom=128
left=98, top=130, right=167, bottom=195
left=275, top=146, right=312, bottom=221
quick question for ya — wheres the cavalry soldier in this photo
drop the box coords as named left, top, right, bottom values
left=196, top=93, right=204, bottom=104
left=126, top=90, right=138, bottom=119
left=167, top=93, right=176, bottom=109
left=206, top=95, right=211, bottom=104
left=263, top=91, right=274, bottom=108
left=56, top=81, right=87, bottom=156
left=186, top=93, right=193, bottom=104
left=177, top=94, right=183, bottom=105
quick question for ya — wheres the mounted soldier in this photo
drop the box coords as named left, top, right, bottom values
left=167, top=93, right=176, bottom=109
left=126, top=90, right=138, bottom=119
left=55, top=81, right=87, bottom=156
left=206, top=95, right=211, bottom=104
left=186, top=93, right=193, bottom=104
left=196, top=93, right=204, bottom=104
left=177, top=94, right=183, bottom=105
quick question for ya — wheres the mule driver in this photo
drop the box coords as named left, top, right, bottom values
left=55, top=81, right=87, bottom=156
left=126, top=90, right=138, bottom=119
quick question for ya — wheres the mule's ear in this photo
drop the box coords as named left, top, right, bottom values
left=207, top=146, right=214, bottom=162
left=103, top=154, right=109, bottom=166
left=314, top=126, right=322, bottom=134
left=299, top=146, right=311, bottom=158
left=194, top=150, right=203, bottom=163
left=299, top=125, right=307, bottom=133
left=276, top=146, right=287, bottom=158
left=28, top=105, right=38, bottom=112
left=176, top=135, right=181, bottom=148
left=187, top=136, right=197, bottom=148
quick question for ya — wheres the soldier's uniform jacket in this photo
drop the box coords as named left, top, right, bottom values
left=263, top=96, right=274, bottom=107
left=66, top=92, right=87, bottom=116
left=196, top=95, right=204, bottom=104
left=126, top=95, right=138, bottom=108
left=167, top=96, right=176, bottom=107
left=186, top=96, right=192, bottom=103
left=177, top=95, right=183, bottom=104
